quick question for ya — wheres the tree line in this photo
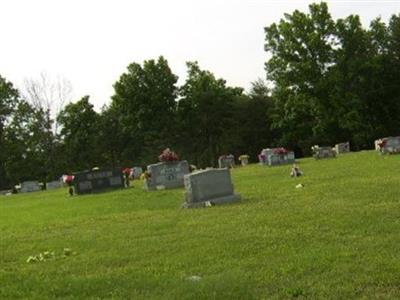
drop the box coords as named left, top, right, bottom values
left=1, top=2, right=399, bottom=189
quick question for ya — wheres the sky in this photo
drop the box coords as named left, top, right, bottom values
left=1, top=0, right=400, bottom=110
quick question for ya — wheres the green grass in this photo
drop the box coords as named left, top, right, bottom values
left=1, top=151, right=400, bottom=299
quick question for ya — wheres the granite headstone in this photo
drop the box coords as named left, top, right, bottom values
left=20, top=181, right=41, bottom=193
left=73, top=169, right=124, bottom=195
left=131, top=167, right=143, bottom=179
left=46, top=180, right=62, bottom=190
left=145, top=160, right=190, bottom=191
left=378, top=136, right=400, bottom=154
left=313, top=146, right=336, bottom=159
left=335, top=142, right=350, bottom=154
left=259, top=148, right=295, bottom=166
left=218, top=155, right=235, bottom=168
left=182, top=168, right=241, bottom=208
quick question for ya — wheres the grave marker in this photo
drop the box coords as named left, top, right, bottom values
left=145, top=160, right=190, bottom=191
left=312, top=146, right=336, bottom=159
left=335, top=142, right=350, bottom=154
left=258, top=148, right=295, bottom=166
left=377, top=136, right=400, bottom=154
left=73, top=169, right=124, bottom=195
left=131, top=167, right=143, bottom=179
left=182, top=168, right=241, bottom=208
left=46, top=180, right=62, bottom=190
left=20, top=181, right=41, bottom=193
left=218, top=154, right=235, bottom=168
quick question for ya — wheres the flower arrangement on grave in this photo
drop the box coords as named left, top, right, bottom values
left=273, top=147, right=289, bottom=155
left=122, top=168, right=132, bottom=176
left=239, top=154, right=249, bottom=161
left=158, top=148, right=179, bottom=162
left=258, top=153, right=266, bottom=162
left=378, top=139, right=387, bottom=148
left=62, top=175, right=74, bottom=186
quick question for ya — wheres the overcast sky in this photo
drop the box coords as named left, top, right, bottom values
left=1, top=0, right=399, bottom=110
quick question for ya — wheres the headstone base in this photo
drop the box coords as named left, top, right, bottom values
left=182, top=193, right=241, bottom=208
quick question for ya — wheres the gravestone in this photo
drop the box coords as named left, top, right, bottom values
left=258, top=148, right=295, bottom=166
left=375, top=138, right=385, bottom=151
left=335, top=142, right=350, bottom=154
left=20, top=181, right=41, bottom=193
left=313, top=146, right=336, bottom=159
left=131, top=167, right=143, bottom=179
left=239, top=155, right=249, bottom=166
left=218, top=155, right=235, bottom=168
left=145, top=160, right=189, bottom=191
left=0, top=189, right=12, bottom=195
left=378, top=136, right=400, bottom=154
left=73, top=169, right=124, bottom=195
left=182, top=168, right=241, bottom=208
left=46, top=180, right=62, bottom=190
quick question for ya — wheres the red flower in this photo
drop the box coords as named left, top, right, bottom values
left=273, top=147, right=289, bottom=155
left=159, top=148, right=179, bottom=162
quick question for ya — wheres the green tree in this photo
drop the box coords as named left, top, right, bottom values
left=264, top=2, right=337, bottom=154
left=177, top=62, right=243, bottom=167
left=57, top=96, right=100, bottom=171
left=240, top=79, right=276, bottom=158
left=0, top=75, right=20, bottom=188
left=97, top=105, right=125, bottom=167
left=111, top=56, right=178, bottom=165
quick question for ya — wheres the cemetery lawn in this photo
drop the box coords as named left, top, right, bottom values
left=1, top=151, right=400, bottom=299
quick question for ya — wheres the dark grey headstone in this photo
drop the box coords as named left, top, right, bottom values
left=183, top=168, right=241, bottom=208
left=73, top=169, right=124, bottom=195
left=145, top=161, right=189, bottom=191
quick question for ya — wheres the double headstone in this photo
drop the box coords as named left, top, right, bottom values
left=20, top=181, right=41, bottom=193
left=313, top=146, right=336, bottom=159
left=145, top=160, right=190, bottom=191
left=335, top=142, right=350, bottom=154
left=378, top=136, right=400, bottom=154
left=73, top=169, right=124, bottom=195
left=182, top=168, right=241, bottom=208
left=218, top=155, right=235, bottom=169
left=258, top=148, right=295, bottom=166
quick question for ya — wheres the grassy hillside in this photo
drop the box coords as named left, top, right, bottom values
left=1, top=151, right=400, bottom=299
